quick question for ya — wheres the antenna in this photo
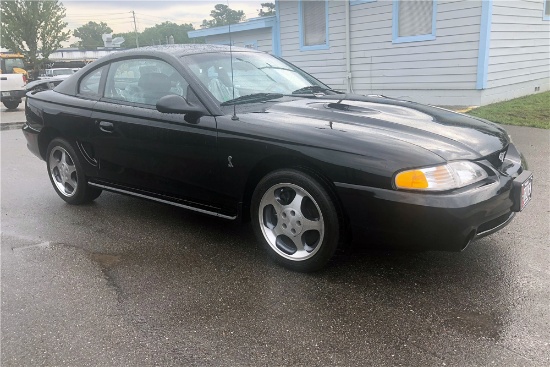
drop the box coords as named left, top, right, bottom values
left=227, top=0, right=239, bottom=121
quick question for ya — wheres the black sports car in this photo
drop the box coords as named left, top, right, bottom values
left=23, top=45, right=533, bottom=272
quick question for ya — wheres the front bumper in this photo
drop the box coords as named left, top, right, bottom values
left=336, top=146, right=531, bottom=251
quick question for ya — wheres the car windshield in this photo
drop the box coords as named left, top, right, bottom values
left=182, top=51, right=330, bottom=103
left=53, top=69, right=73, bottom=76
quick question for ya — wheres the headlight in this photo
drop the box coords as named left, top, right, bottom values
left=394, top=161, right=488, bottom=191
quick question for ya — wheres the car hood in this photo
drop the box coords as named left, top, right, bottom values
left=263, top=96, right=509, bottom=161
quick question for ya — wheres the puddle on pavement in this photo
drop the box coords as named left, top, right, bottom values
left=445, top=311, right=503, bottom=340
left=89, top=253, right=121, bottom=268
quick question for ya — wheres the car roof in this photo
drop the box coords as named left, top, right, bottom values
left=111, top=44, right=262, bottom=58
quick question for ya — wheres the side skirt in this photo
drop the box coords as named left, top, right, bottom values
left=88, top=182, right=237, bottom=220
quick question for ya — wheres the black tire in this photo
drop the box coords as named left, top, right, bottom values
left=3, top=100, right=20, bottom=110
left=251, top=169, right=342, bottom=272
left=46, top=138, right=102, bottom=204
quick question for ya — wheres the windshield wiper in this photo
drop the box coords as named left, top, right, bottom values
left=291, top=85, right=342, bottom=95
left=220, top=93, right=284, bottom=106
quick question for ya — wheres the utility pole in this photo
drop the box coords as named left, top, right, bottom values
left=131, top=11, right=139, bottom=48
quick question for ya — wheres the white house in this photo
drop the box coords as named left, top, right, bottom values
left=189, top=0, right=550, bottom=106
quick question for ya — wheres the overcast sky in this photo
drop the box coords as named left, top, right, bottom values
left=62, top=0, right=264, bottom=45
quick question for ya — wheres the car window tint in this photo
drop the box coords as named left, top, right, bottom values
left=104, top=58, right=188, bottom=106
left=79, top=66, right=105, bottom=96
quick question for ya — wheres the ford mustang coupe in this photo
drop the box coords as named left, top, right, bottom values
left=23, top=45, right=533, bottom=272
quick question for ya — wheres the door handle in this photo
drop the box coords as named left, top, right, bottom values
left=98, top=121, right=114, bottom=133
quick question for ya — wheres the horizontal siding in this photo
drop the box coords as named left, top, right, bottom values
left=205, top=28, right=273, bottom=53
left=279, top=0, right=483, bottom=99
left=487, top=0, right=550, bottom=90
left=279, top=0, right=347, bottom=90
left=348, top=0, right=483, bottom=94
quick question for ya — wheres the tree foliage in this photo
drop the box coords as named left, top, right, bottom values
left=200, top=4, right=245, bottom=29
left=259, top=2, right=276, bottom=17
left=114, top=22, right=200, bottom=48
left=73, top=21, right=113, bottom=49
left=141, top=22, right=196, bottom=46
left=0, top=0, right=70, bottom=71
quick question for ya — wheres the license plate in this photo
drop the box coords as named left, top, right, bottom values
left=2, top=92, right=10, bottom=97
left=520, top=175, right=533, bottom=211
left=512, top=171, right=533, bottom=212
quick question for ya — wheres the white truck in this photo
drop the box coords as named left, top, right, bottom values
left=0, top=73, right=26, bottom=110
left=0, top=52, right=27, bottom=110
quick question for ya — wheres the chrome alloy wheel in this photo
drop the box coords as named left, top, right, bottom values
left=48, top=146, right=78, bottom=197
left=258, top=183, right=325, bottom=261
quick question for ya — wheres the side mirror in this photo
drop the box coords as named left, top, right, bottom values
left=156, top=95, right=207, bottom=116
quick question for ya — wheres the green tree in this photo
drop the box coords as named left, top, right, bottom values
left=73, top=21, right=113, bottom=49
left=200, top=4, right=245, bottom=29
left=140, top=22, right=195, bottom=46
left=0, top=0, right=70, bottom=73
left=114, top=22, right=202, bottom=48
left=259, top=2, right=276, bottom=17
left=112, top=31, right=139, bottom=48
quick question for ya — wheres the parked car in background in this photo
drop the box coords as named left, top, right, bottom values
left=22, top=45, right=533, bottom=272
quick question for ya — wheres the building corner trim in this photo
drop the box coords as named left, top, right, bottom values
left=476, top=0, right=493, bottom=90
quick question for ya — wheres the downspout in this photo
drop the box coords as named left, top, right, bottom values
left=345, top=0, right=353, bottom=93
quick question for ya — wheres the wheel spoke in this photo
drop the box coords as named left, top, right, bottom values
left=287, top=192, right=304, bottom=213
left=49, top=154, right=59, bottom=172
left=290, top=235, right=305, bottom=252
left=68, top=177, right=78, bottom=190
left=264, top=194, right=284, bottom=215
left=302, top=217, right=322, bottom=232
left=272, top=224, right=284, bottom=237
left=66, top=165, right=76, bottom=176
left=60, top=150, right=68, bottom=165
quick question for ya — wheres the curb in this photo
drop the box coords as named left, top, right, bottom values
left=0, top=122, right=25, bottom=131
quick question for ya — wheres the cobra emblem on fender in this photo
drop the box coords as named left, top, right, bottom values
left=228, top=156, right=234, bottom=168
left=499, top=151, right=506, bottom=162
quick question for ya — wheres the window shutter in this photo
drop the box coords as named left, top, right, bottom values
left=398, top=0, right=433, bottom=37
left=303, top=1, right=326, bottom=46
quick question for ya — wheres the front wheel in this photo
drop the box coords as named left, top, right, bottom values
left=3, top=100, right=20, bottom=110
left=46, top=138, right=102, bottom=204
left=251, top=169, right=342, bottom=272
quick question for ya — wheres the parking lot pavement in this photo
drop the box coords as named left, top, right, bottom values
left=1, top=126, right=549, bottom=366
left=0, top=99, right=25, bottom=130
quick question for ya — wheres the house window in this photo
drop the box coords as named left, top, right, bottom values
left=393, top=0, right=437, bottom=43
left=544, top=0, right=550, bottom=20
left=299, top=0, right=329, bottom=50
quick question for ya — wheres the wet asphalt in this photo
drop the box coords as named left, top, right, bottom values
left=1, top=126, right=549, bottom=366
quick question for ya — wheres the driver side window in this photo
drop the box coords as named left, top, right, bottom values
left=104, top=59, right=189, bottom=106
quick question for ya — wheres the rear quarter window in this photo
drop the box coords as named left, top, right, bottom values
left=79, top=66, right=105, bottom=97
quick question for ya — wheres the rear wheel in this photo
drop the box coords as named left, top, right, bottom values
left=46, top=138, right=102, bottom=204
left=251, top=169, right=341, bottom=272
left=3, top=100, right=20, bottom=110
